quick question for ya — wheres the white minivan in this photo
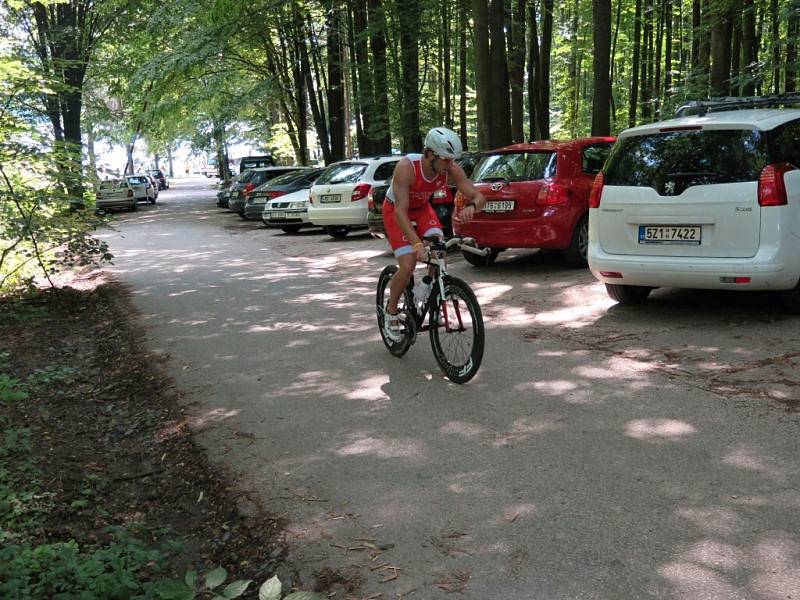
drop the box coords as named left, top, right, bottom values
left=588, top=97, right=800, bottom=310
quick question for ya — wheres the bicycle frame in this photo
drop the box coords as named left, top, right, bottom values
left=408, top=236, right=487, bottom=333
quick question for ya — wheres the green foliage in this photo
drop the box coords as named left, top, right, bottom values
left=156, top=566, right=252, bottom=599
left=0, top=527, right=168, bottom=600
left=257, top=575, right=325, bottom=600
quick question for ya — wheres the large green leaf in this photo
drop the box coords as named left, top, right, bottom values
left=205, top=566, right=228, bottom=589
left=258, top=575, right=282, bottom=600
left=222, top=579, right=252, bottom=598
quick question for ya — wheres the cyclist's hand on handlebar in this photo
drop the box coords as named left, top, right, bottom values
left=453, top=204, right=476, bottom=225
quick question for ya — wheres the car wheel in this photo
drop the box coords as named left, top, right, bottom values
left=131, top=201, right=139, bottom=212
left=562, top=214, right=589, bottom=268
left=150, top=197, right=156, bottom=204
left=281, top=225, right=302, bottom=234
left=778, top=280, right=800, bottom=314
left=605, top=283, right=651, bottom=304
left=462, top=247, right=499, bottom=267
left=324, top=226, right=351, bottom=238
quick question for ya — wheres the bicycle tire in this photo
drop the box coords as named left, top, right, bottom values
left=429, top=276, right=485, bottom=383
left=376, top=265, right=416, bottom=357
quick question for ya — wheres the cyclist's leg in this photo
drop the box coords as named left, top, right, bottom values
left=418, top=204, right=444, bottom=281
left=384, top=202, right=419, bottom=315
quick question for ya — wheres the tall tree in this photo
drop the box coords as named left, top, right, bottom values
left=592, top=0, right=612, bottom=135
left=710, top=0, right=733, bottom=95
left=487, top=0, right=512, bottom=147
left=629, top=0, right=642, bottom=126
left=367, top=0, right=391, bottom=153
left=326, top=1, right=346, bottom=161
left=472, top=0, right=491, bottom=148
left=509, top=0, right=527, bottom=142
left=17, top=0, right=120, bottom=198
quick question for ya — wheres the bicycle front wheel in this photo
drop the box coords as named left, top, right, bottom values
left=376, top=265, right=416, bottom=357
left=429, top=276, right=484, bottom=383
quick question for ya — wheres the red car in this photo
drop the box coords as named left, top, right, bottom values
left=454, top=137, right=615, bottom=267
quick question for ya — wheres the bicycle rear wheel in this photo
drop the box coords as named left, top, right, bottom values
left=429, top=276, right=484, bottom=383
left=376, top=265, right=416, bottom=357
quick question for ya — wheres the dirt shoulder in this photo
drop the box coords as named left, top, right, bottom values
left=0, top=270, right=299, bottom=595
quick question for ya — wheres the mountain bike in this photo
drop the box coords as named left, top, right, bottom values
left=376, top=236, right=488, bottom=384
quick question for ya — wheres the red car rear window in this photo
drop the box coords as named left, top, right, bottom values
left=473, top=152, right=557, bottom=182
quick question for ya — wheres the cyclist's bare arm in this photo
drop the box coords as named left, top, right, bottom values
left=391, top=159, right=426, bottom=259
left=450, top=164, right=486, bottom=210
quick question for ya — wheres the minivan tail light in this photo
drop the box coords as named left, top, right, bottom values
left=588, top=172, right=605, bottom=208
left=536, top=183, right=570, bottom=205
left=351, top=183, right=371, bottom=202
left=243, top=183, right=255, bottom=198
left=758, top=163, right=795, bottom=207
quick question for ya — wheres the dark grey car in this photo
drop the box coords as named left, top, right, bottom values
left=229, top=167, right=306, bottom=216
left=244, top=168, right=324, bottom=220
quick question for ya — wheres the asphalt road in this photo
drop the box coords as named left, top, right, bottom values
left=100, top=177, right=800, bottom=599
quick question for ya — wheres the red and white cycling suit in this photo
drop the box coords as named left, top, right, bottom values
left=383, top=154, right=446, bottom=256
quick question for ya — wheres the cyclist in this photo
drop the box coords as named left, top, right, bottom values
left=383, top=127, right=486, bottom=341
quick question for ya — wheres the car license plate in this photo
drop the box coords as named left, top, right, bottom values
left=638, top=225, right=701, bottom=245
left=483, top=200, right=514, bottom=212
left=269, top=211, right=286, bottom=220
left=320, top=194, right=340, bottom=203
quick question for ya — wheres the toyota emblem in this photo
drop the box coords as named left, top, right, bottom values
left=490, top=182, right=503, bottom=191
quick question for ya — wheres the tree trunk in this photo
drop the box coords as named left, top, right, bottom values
left=301, top=19, right=331, bottom=163
left=566, top=0, right=581, bottom=136
left=710, top=0, right=733, bottom=96
left=731, top=11, right=741, bottom=95
left=472, top=0, right=491, bottom=149
left=664, top=0, right=673, bottom=103
left=167, top=146, right=174, bottom=177
left=697, top=0, right=711, bottom=92
left=509, top=0, right=526, bottom=142
left=459, top=0, right=469, bottom=148
left=538, top=0, right=553, bottom=138
left=771, top=0, right=780, bottom=93
left=640, top=0, right=652, bottom=121
left=327, top=2, right=346, bottom=162
left=592, top=0, right=612, bottom=135
left=653, top=0, right=663, bottom=118
left=787, top=5, right=798, bottom=93
left=527, top=0, right=540, bottom=140
left=368, top=0, right=391, bottom=153
left=741, top=0, right=757, bottom=95
left=629, top=0, right=642, bottom=126
left=488, top=0, right=512, bottom=147
left=443, top=2, right=453, bottom=128
left=398, top=0, right=421, bottom=150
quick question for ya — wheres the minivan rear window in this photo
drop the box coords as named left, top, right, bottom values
left=473, top=152, right=557, bottom=182
left=605, top=129, right=769, bottom=190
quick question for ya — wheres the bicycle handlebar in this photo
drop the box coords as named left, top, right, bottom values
left=422, top=235, right=490, bottom=257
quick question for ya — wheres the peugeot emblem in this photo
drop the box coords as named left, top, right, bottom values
left=664, top=181, right=676, bottom=195
left=490, top=182, right=503, bottom=191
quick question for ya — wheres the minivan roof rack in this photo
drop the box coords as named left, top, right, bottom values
left=674, top=93, right=800, bottom=118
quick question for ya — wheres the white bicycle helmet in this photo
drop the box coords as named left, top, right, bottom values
left=424, top=127, right=463, bottom=159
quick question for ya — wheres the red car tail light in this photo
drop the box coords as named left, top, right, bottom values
left=351, top=183, right=371, bottom=202
left=758, top=163, right=795, bottom=207
left=588, top=172, right=605, bottom=208
left=535, top=183, right=570, bottom=205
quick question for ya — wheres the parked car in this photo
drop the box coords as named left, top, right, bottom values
left=95, top=179, right=136, bottom=212
left=145, top=173, right=159, bottom=201
left=367, top=152, right=483, bottom=238
left=229, top=167, right=307, bottom=216
left=262, top=188, right=315, bottom=233
left=588, top=95, right=800, bottom=309
left=239, top=154, right=275, bottom=173
left=147, top=169, right=169, bottom=190
left=125, top=174, right=157, bottom=205
left=452, top=138, right=615, bottom=267
left=216, top=174, right=241, bottom=208
left=308, top=156, right=401, bottom=238
left=244, top=167, right=324, bottom=220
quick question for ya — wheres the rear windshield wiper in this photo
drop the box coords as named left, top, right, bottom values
left=665, top=171, right=721, bottom=180
left=478, top=176, right=511, bottom=184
